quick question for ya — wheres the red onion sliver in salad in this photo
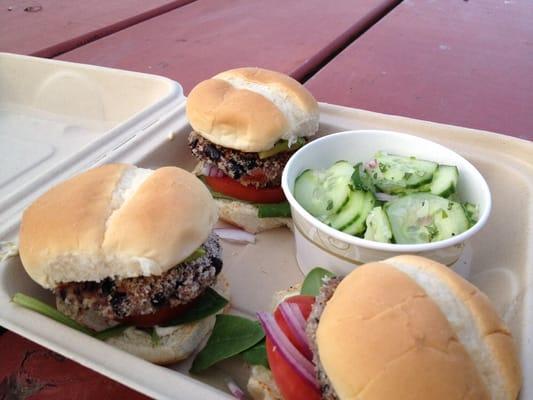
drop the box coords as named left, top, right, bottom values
left=257, top=312, right=318, bottom=388
left=279, top=302, right=313, bottom=360
left=214, top=228, right=256, bottom=244
left=375, top=192, right=397, bottom=202
left=226, top=379, right=247, bottom=400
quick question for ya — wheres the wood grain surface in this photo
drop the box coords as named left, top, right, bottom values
left=306, top=0, right=533, bottom=140
left=0, top=0, right=196, bottom=57
left=0, top=330, right=147, bottom=399
left=57, top=0, right=400, bottom=93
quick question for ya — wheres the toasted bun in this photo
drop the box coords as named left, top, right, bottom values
left=186, top=67, right=319, bottom=152
left=19, top=164, right=218, bottom=289
left=317, top=255, right=521, bottom=400
left=215, top=198, right=291, bottom=233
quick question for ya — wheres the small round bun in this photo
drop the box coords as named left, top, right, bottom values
left=215, top=198, right=291, bottom=233
left=186, top=67, right=319, bottom=152
left=19, top=164, right=218, bottom=288
left=317, top=255, right=521, bottom=400
left=103, top=274, right=230, bottom=365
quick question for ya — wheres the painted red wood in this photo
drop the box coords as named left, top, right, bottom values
left=0, top=0, right=196, bottom=57
left=306, top=0, right=533, bottom=141
left=0, top=331, right=148, bottom=399
left=57, top=0, right=400, bottom=93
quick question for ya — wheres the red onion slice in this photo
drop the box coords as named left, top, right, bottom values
left=375, top=192, right=397, bottom=202
left=257, top=312, right=318, bottom=388
left=226, top=379, right=247, bottom=399
left=200, top=163, right=212, bottom=176
left=207, top=164, right=226, bottom=178
left=366, top=159, right=378, bottom=169
left=279, top=302, right=313, bottom=360
left=214, top=228, right=256, bottom=244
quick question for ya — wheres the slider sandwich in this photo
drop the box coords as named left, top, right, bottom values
left=250, top=256, right=522, bottom=400
left=18, top=164, right=228, bottom=364
left=187, top=67, right=319, bottom=233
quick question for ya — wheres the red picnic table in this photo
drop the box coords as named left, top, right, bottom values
left=1, top=0, right=532, bottom=398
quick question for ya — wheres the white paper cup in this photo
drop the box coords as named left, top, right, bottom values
left=282, top=130, right=491, bottom=276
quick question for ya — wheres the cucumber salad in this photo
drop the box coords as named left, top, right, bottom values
left=293, top=152, right=479, bottom=244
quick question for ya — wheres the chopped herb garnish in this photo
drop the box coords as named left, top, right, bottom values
left=426, top=223, right=439, bottom=241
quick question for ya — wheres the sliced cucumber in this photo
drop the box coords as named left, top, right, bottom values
left=342, top=191, right=375, bottom=235
left=328, top=190, right=365, bottom=230
left=364, top=207, right=393, bottom=243
left=385, top=193, right=469, bottom=244
left=430, top=165, right=459, bottom=197
left=294, top=161, right=354, bottom=220
left=321, top=161, right=354, bottom=215
left=433, top=205, right=469, bottom=241
left=350, top=162, right=375, bottom=193
left=294, top=169, right=329, bottom=217
left=369, top=152, right=438, bottom=194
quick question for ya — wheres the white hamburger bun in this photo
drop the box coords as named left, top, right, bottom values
left=215, top=198, right=291, bottom=234
left=186, top=67, right=319, bottom=152
left=19, top=164, right=218, bottom=289
left=317, top=255, right=521, bottom=400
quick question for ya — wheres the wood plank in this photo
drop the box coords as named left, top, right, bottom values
left=57, top=0, right=400, bottom=93
left=0, top=0, right=196, bottom=57
left=0, top=330, right=147, bottom=399
left=306, top=0, right=533, bottom=141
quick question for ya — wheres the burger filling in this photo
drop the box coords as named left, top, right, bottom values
left=306, top=276, right=342, bottom=400
left=54, top=233, right=222, bottom=328
left=188, top=131, right=304, bottom=189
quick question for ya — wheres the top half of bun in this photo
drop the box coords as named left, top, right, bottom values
left=316, top=255, right=521, bottom=400
left=19, top=164, right=218, bottom=289
left=186, top=67, right=319, bottom=152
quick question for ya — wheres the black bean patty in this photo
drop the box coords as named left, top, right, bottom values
left=55, top=233, right=222, bottom=322
left=306, top=276, right=342, bottom=400
left=188, top=131, right=301, bottom=188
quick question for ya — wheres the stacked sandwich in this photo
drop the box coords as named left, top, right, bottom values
left=19, top=164, right=229, bottom=364
left=187, top=67, right=319, bottom=233
left=250, top=256, right=522, bottom=400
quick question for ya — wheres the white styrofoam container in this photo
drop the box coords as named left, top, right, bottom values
left=0, top=52, right=184, bottom=241
left=1, top=54, right=532, bottom=400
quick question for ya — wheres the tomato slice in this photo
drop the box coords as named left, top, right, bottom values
left=120, top=302, right=193, bottom=327
left=204, top=176, right=285, bottom=203
left=266, top=295, right=321, bottom=400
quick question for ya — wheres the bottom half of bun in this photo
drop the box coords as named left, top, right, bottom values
left=57, top=274, right=230, bottom=365
left=216, top=199, right=291, bottom=234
